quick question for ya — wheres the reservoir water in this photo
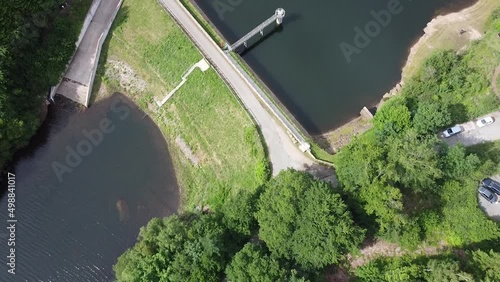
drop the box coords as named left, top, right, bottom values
left=0, top=93, right=179, bottom=281
left=194, top=0, right=477, bottom=133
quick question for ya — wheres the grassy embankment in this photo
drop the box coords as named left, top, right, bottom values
left=402, top=0, right=500, bottom=79
left=95, top=0, right=268, bottom=209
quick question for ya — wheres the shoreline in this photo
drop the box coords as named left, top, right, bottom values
left=319, top=0, right=498, bottom=150
left=380, top=0, right=497, bottom=106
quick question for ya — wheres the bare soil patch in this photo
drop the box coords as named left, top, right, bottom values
left=349, top=239, right=447, bottom=269
left=105, top=59, right=148, bottom=93
left=402, top=0, right=500, bottom=79
left=493, top=66, right=500, bottom=98
left=175, top=136, right=199, bottom=165
left=318, top=117, right=373, bottom=152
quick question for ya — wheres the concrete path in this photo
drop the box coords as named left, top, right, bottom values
left=56, top=0, right=122, bottom=106
left=155, top=59, right=210, bottom=107
left=158, top=0, right=313, bottom=174
left=441, top=111, right=500, bottom=147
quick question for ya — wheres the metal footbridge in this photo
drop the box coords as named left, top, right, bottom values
left=228, top=8, right=285, bottom=52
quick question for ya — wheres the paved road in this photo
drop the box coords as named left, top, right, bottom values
left=442, top=111, right=500, bottom=147
left=57, top=0, right=122, bottom=106
left=478, top=175, right=500, bottom=222
left=440, top=111, right=500, bottom=220
left=158, top=0, right=313, bottom=174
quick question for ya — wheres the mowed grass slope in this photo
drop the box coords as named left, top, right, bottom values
left=101, top=0, right=268, bottom=209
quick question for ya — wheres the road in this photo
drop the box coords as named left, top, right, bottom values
left=441, top=111, right=500, bottom=147
left=157, top=0, right=313, bottom=174
left=478, top=175, right=500, bottom=222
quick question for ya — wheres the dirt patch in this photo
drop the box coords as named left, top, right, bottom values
left=105, top=59, right=148, bottom=93
left=349, top=239, right=447, bottom=269
left=493, top=66, right=500, bottom=98
left=175, top=136, right=199, bottom=165
left=318, top=117, right=373, bottom=152
left=402, top=0, right=499, bottom=80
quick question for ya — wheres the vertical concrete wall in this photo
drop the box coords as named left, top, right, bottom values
left=50, top=0, right=102, bottom=101
left=85, top=0, right=123, bottom=106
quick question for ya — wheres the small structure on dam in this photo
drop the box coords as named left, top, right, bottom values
left=227, top=8, right=285, bottom=52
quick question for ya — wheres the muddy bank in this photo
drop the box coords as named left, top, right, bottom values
left=319, top=0, right=497, bottom=151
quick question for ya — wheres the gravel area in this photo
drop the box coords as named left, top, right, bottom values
left=442, top=111, right=500, bottom=147
left=478, top=175, right=500, bottom=222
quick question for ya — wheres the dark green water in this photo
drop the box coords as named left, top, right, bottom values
left=194, top=0, right=476, bottom=133
left=0, top=93, right=179, bottom=281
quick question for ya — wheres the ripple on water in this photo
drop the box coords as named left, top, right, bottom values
left=1, top=93, right=179, bottom=281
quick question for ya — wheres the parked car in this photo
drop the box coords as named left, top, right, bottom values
left=478, top=186, right=498, bottom=204
left=482, top=178, right=500, bottom=195
left=476, top=116, right=494, bottom=127
left=442, top=126, right=462, bottom=138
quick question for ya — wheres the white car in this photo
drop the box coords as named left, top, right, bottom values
left=442, top=126, right=462, bottom=138
left=476, top=116, right=494, bottom=127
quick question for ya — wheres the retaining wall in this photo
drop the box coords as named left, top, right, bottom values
left=85, top=0, right=123, bottom=106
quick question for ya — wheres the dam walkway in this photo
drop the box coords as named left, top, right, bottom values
left=157, top=0, right=313, bottom=174
left=55, top=0, right=122, bottom=106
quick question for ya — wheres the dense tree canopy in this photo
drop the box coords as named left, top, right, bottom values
left=225, top=243, right=288, bottom=282
left=0, top=0, right=91, bottom=168
left=221, top=189, right=259, bottom=236
left=256, top=170, right=365, bottom=270
left=334, top=13, right=500, bottom=247
left=114, top=213, right=241, bottom=282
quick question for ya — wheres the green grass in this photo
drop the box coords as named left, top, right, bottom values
left=101, top=0, right=268, bottom=209
left=310, top=143, right=336, bottom=164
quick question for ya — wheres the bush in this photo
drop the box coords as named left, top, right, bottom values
left=256, top=170, right=365, bottom=270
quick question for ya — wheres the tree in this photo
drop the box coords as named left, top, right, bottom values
left=354, top=256, right=421, bottom=282
left=373, top=98, right=412, bottom=135
left=114, top=212, right=240, bottom=282
left=423, top=259, right=473, bottom=282
left=225, top=243, right=288, bottom=282
left=334, top=129, right=386, bottom=193
left=384, top=130, right=442, bottom=191
left=441, top=145, right=480, bottom=180
left=355, top=256, right=475, bottom=282
left=471, top=250, right=500, bottom=282
left=222, top=189, right=259, bottom=236
left=0, top=0, right=93, bottom=169
left=413, top=102, right=451, bottom=134
left=256, top=170, right=365, bottom=270
left=359, top=181, right=405, bottom=234
left=440, top=181, right=500, bottom=246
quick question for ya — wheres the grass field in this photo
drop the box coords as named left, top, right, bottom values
left=96, top=0, right=268, bottom=210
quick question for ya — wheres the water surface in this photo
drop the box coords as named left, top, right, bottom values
left=194, top=0, right=476, bottom=133
left=0, top=93, right=179, bottom=281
